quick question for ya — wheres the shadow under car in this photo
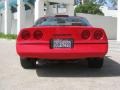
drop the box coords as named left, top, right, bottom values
left=36, top=57, right=120, bottom=77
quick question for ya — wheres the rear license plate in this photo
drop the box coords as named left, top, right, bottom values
left=51, top=39, right=73, bottom=48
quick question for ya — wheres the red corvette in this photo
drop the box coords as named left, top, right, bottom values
left=16, top=15, right=108, bottom=69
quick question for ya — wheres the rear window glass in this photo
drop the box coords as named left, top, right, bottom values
left=34, top=17, right=91, bottom=26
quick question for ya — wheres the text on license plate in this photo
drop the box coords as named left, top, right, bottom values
left=52, top=39, right=73, bottom=48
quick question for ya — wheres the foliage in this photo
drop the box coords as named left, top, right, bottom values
left=75, top=1, right=104, bottom=15
left=0, top=33, right=17, bottom=39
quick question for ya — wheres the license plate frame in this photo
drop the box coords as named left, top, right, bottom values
left=51, top=39, right=73, bottom=48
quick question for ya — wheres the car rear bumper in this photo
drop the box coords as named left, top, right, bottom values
left=16, top=43, right=108, bottom=60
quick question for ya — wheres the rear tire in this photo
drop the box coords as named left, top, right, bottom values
left=88, top=58, right=104, bottom=68
left=20, top=57, right=36, bottom=69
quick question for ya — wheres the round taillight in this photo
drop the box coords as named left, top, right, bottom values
left=94, top=30, right=103, bottom=40
left=33, top=30, right=43, bottom=40
left=21, top=30, right=30, bottom=40
left=81, top=30, right=90, bottom=39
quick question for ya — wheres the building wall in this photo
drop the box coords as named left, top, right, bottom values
left=48, top=0, right=74, bottom=4
left=11, top=18, right=17, bottom=34
left=25, top=10, right=34, bottom=28
left=77, top=13, right=117, bottom=40
left=0, top=12, right=17, bottom=34
left=0, top=12, right=4, bottom=33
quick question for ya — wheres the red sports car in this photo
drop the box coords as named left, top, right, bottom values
left=16, top=15, right=108, bottom=69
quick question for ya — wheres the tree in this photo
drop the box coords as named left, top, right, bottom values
left=75, top=1, right=104, bottom=15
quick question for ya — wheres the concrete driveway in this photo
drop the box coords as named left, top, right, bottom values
left=0, top=39, right=120, bottom=90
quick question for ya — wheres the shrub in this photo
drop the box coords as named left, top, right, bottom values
left=0, top=33, right=17, bottom=39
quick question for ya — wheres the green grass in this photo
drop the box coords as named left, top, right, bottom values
left=0, top=33, right=17, bottom=39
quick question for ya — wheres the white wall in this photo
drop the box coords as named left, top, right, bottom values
left=0, top=13, right=4, bottom=33
left=47, top=0, right=74, bottom=4
left=0, top=12, right=5, bottom=34
left=77, top=13, right=117, bottom=40
left=25, top=10, right=34, bottom=28
left=0, top=12, right=17, bottom=34
left=11, top=18, right=17, bottom=34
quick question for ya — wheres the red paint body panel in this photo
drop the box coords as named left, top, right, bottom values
left=16, top=26, right=108, bottom=60
left=17, top=43, right=108, bottom=60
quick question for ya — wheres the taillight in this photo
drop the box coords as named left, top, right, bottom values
left=21, top=30, right=30, bottom=40
left=81, top=30, right=90, bottom=39
left=33, top=30, right=43, bottom=40
left=94, top=30, right=103, bottom=40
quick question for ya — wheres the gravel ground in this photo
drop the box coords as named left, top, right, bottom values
left=0, top=39, right=120, bottom=90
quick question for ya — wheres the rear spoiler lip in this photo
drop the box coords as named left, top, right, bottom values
left=55, top=15, right=69, bottom=17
